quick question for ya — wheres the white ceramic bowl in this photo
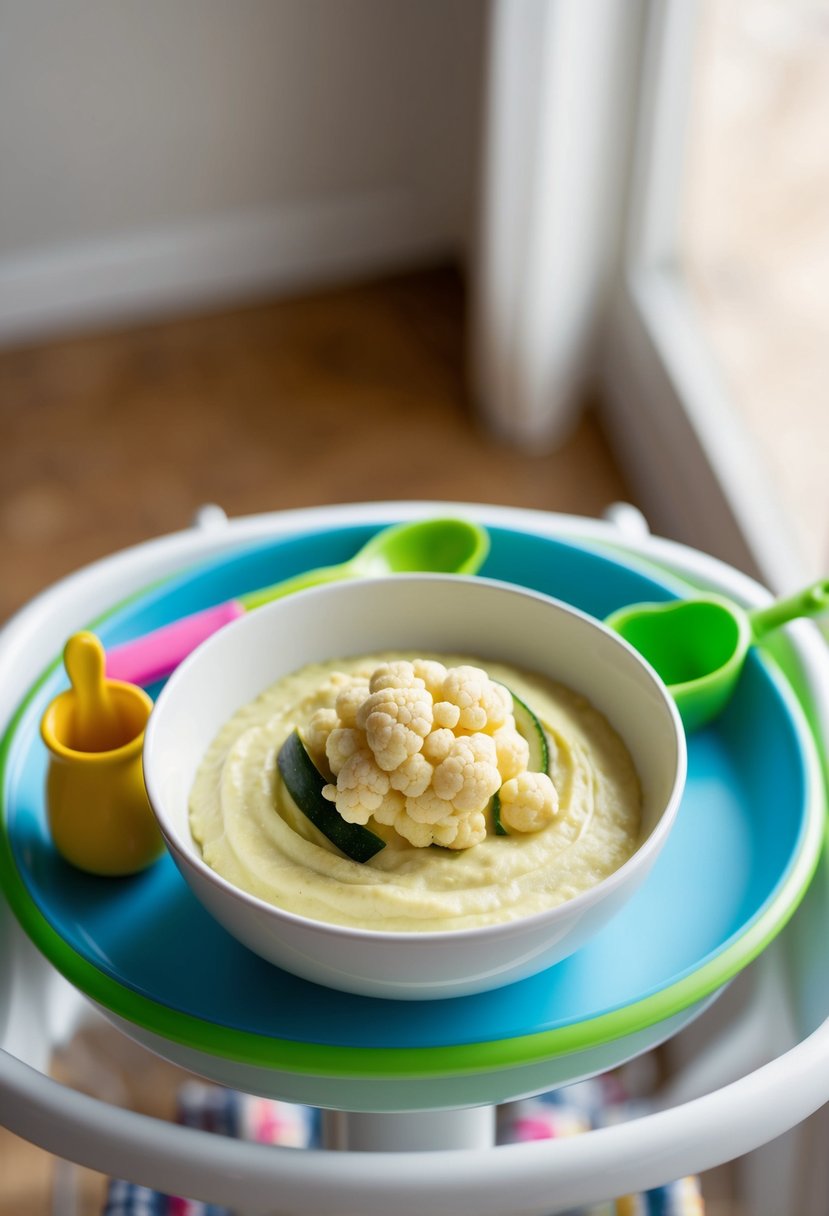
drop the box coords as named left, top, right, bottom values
left=143, top=575, right=686, bottom=1000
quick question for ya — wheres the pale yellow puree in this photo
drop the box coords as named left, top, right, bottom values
left=189, top=653, right=642, bottom=932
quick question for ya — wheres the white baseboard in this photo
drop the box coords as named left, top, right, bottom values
left=0, top=189, right=457, bottom=346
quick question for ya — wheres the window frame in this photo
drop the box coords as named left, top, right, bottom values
left=598, top=0, right=811, bottom=593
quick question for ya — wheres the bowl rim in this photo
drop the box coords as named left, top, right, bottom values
left=143, top=572, right=688, bottom=946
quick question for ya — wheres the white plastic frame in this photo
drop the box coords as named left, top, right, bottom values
left=1, top=501, right=828, bottom=1215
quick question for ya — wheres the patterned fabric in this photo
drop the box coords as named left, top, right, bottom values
left=102, top=1179, right=169, bottom=1216
left=101, top=1082, right=315, bottom=1216
left=101, top=1075, right=704, bottom=1214
left=498, top=1078, right=705, bottom=1216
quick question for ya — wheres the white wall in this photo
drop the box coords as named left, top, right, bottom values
left=0, top=0, right=486, bottom=343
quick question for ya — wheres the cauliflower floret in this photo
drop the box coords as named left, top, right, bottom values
left=411, top=659, right=448, bottom=698
left=498, top=771, right=559, bottom=833
left=432, top=733, right=501, bottom=813
left=432, top=700, right=461, bottom=729
left=449, top=811, right=488, bottom=850
left=370, top=789, right=405, bottom=826
left=422, top=727, right=456, bottom=764
left=431, top=819, right=463, bottom=847
left=440, top=665, right=489, bottom=731
left=492, top=718, right=530, bottom=782
left=389, top=752, right=434, bottom=797
left=303, top=708, right=338, bottom=770
left=441, top=666, right=512, bottom=732
left=334, top=679, right=371, bottom=727
left=323, top=749, right=390, bottom=824
left=394, top=804, right=487, bottom=850
left=357, top=686, right=434, bottom=772
left=392, top=810, right=445, bottom=849
left=405, top=786, right=455, bottom=825
left=485, top=681, right=514, bottom=730
left=369, top=661, right=425, bottom=693
left=325, top=726, right=364, bottom=776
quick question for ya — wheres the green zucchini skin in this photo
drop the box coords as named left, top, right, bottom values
left=510, top=690, right=549, bottom=773
left=277, top=731, right=386, bottom=863
left=491, top=791, right=508, bottom=836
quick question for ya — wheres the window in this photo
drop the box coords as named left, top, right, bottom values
left=682, top=0, right=829, bottom=582
left=473, top=0, right=824, bottom=593
left=601, top=0, right=827, bottom=593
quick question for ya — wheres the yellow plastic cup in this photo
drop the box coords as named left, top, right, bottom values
left=40, top=634, right=164, bottom=876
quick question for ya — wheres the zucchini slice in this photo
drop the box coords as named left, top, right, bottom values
left=491, top=791, right=508, bottom=836
left=509, top=690, right=549, bottom=774
left=277, top=730, right=386, bottom=863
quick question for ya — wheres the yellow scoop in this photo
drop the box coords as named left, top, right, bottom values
left=40, top=632, right=163, bottom=876
left=63, top=631, right=131, bottom=752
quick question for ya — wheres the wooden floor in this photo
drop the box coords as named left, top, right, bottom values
left=0, top=264, right=632, bottom=623
left=0, top=266, right=735, bottom=1215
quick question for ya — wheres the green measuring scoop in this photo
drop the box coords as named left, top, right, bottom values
left=605, top=579, right=829, bottom=732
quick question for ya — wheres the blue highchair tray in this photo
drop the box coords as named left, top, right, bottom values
left=0, top=523, right=824, bottom=1111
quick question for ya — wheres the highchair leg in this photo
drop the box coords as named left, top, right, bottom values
left=321, top=1105, right=497, bottom=1152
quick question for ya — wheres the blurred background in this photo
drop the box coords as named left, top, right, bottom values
left=1, top=1, right=827, bottom=1212
left=1, top=0, right=825, bottom=621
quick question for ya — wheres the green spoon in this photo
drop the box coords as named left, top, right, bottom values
left=605, top=579, right=829, bottom=733
left=240, top=516, right=489, bottom=609
left=105, top=517, right=491, bottom=686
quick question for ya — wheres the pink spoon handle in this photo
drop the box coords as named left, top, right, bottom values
left=105, top=601, right=245, bottom=686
